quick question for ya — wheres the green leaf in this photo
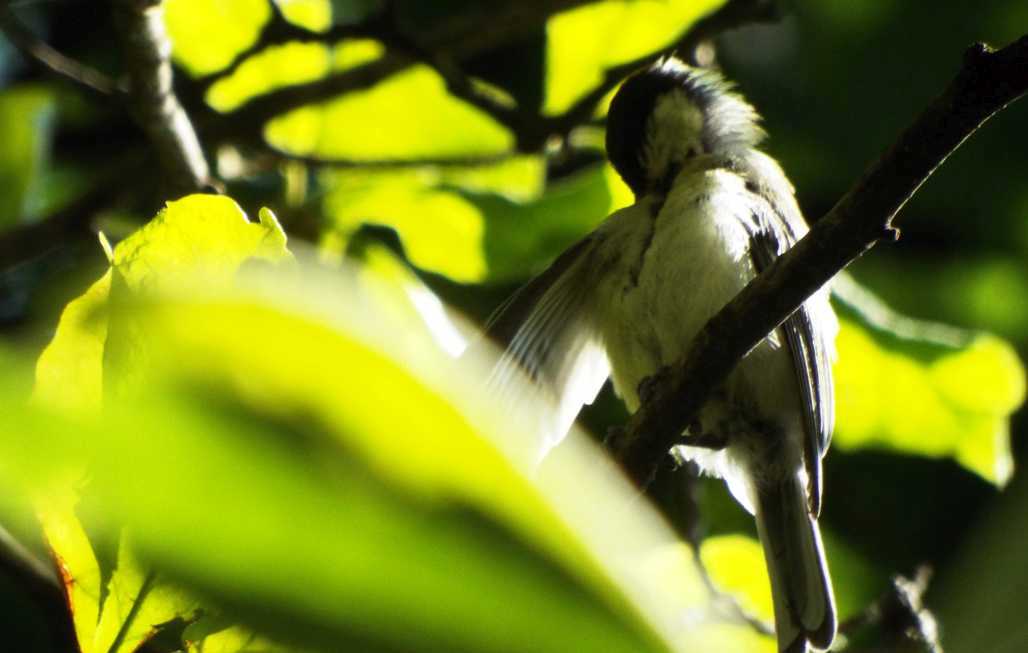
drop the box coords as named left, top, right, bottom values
left=701, top=535, right=774, bottom=627
left=34, top=270, right=112, bottom=410
left=93, top=533, right=198, bottom=653
left=165, top=0, right=271, bottom=76
left=832, top=277, right=1025, bottom=484
left=319, top=156, right=546, bottom=283
left=206, top=39, right=384, bottom=112
left=36, top=492, right=198, bottom=653
left=544, top=0, right=723, bottom=115
left=0, top=85, right=56, bottom=228
left=34, top=195, right=291, bottom=410
left=36, top=489, right=102, bottom=653
left=274, top=0, right=331, bottom=32
left=265, top=65, right=513, bottom=161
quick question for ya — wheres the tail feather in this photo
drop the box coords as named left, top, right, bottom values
left=754, top=475, right=836, bottom=652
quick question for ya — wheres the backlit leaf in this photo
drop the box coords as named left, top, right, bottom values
left=832, top=278, right=1025, bottom=485
left=544, top=0, right=723, bottom=115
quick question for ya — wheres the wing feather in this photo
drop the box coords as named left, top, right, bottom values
left=745, top=179, right=834, bottom=515
left=480, top=237, right=611, bottom=461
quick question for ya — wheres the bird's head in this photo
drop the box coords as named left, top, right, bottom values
left=605, top=57, right=765, bottom=198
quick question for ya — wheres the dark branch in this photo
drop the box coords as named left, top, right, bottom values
left=193, top=1, right=385, bottom=91
left=840, top=567, right=941, bottom=653
left=0, top=2, right=121, bottom=97
left=261, top=146, right=518, bottom=169
left=112, top=0, right=210, bottom=197
left=204, top=0, right=595, bottom=144
left=608, top=35, right=1028, bottom=487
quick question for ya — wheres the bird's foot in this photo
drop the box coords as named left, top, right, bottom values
left=636, top=365, right=672, bottom=405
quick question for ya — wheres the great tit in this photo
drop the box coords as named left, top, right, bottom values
left=484, top=56, right=838, bottom=653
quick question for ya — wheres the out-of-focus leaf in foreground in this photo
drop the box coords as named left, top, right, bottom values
left=832, top=277, right=1025, bottom=485
left=9, top=193, right=774, bottom=652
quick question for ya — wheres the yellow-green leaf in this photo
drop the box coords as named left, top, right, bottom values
left=266, top=65, right=512, bottom=161
left=274, top=0, right=331, bottom=32
left=165, top=0, right=271, bottom=76
left=832, top=278, right=1025, bottom=485
left=36, top=489, right=102, bottom=653
left=544, top=0, right=723, bottom=115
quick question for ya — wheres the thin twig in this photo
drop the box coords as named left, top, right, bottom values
left=112, top=0, right=210, bottom=197
left=608, top=35, right=1028, bottom=487
left=193, top=1, right=385, bottom=91
left=0, top=2, right=121, bottom=97
left=205, top=0, right=595, bottom=144
left=263, top=147, right=519, bottom=169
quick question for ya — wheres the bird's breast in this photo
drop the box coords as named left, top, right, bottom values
left=597, top=169, right=758, bottom=410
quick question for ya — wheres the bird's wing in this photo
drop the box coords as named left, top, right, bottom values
left=479, top=234, right=611, bottom=462
left=747, top=208, right=834, bottom=516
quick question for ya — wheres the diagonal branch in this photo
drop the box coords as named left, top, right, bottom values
left=0, top=1, right=121, bottom=97
left=607, top=35, right=1028, bottom=487
left=112, top=0, right=210, bottom=197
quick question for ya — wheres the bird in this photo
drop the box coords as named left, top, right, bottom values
left=482, top=56, right=838, bottom=653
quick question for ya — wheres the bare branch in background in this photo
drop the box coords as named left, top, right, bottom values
left=841, top=567, right=942, bottom=653
left=112, top=0, right=210, bottom=197
left=607, top=35, right=1028, bottom=488
left=0, top=1, right=122, bottom=97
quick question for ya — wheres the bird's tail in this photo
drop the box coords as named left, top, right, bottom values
left=754, top=474, right=836, bottom=653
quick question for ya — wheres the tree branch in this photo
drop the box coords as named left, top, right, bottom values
left=840, top=567, right=941, bottom=653
left=204, top=0, right=596, bottom=144
left=193, top=1, right=385, bottom=91
left=0, top=2, right=121, bottom=97
left=112, top=0, right=210, bottom=197
left=608, top=35, right=1028, bottom=487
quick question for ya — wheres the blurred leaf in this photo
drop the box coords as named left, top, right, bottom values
left=0, top=85, right=56, bottom=227
left=473, top=163, right=630, bottom=282
left=544, top=0, right=722, bottom=115
left=320, top=157, right=544, bottom=282
left=207, top=42, right=332, bottom=112
left=8, top=191, right=777, bottom=650
left=165, top=0, right=271, bottom=76
left=207, top=39, right=384, bottom=112
left=265, top=65, right=512, bottom=161
left=274, top=0, right=331, bottom=31
left=832, top=278, right=1025, bottom=485
left=319, top=161, right=629, bottom=283
left=701, top=535, right=773, bottom=626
